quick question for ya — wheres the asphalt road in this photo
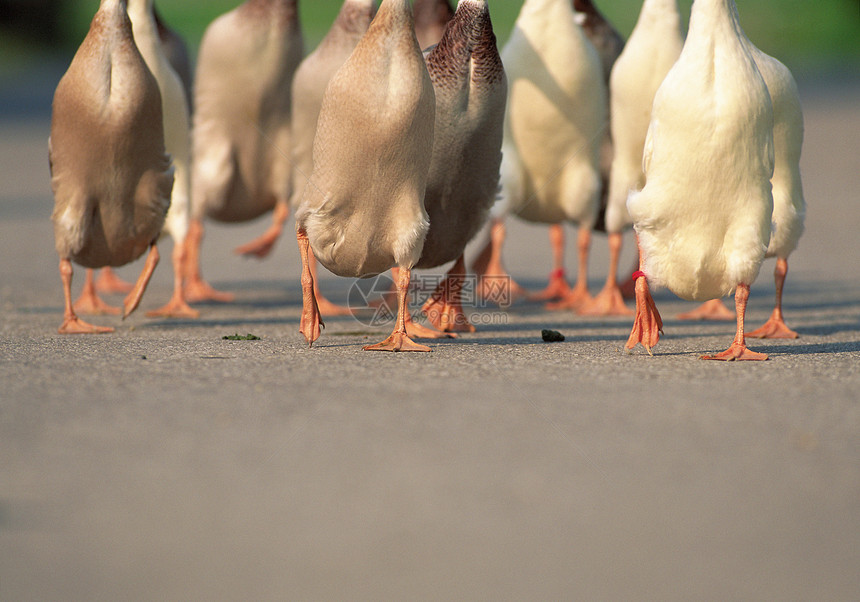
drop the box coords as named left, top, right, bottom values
left=1, top=74, right=859, bottom=600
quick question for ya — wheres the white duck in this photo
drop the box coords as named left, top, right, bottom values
left=126, top=0, right=197, bottom=318
left=744, top=38, right=806, bottom=339
left=417, top=0, right=507, bottom=333
left=50, top=0, right=173, bottom=334
left=289, top=0, right=376, bottom=316
left=477, top=0, right=605, bottom=309
left=413, top=0, right=455, bottom=50
left=535, top=0, right=626, bottom=306
left=626, top=0, right=774, bottom=361
left=678, top=32, right=807, bottom=332
left=295, top=0, right=436, bottom=352
left=186, top=0, right=303, bottom=303
left=586, top=0, right=683, bottom=316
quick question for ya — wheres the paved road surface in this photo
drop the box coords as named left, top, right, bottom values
left=1, top=75, right=859, bottom=600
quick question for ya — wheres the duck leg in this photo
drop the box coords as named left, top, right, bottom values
left=747, top=258, right=799, bottom=339
left=73, top=269, right=121, bottom=316
left=677, top=298, right=735, bottom=321
left=580, top=232, right=634, bottom=316
left=364, top=267, right=432, bottom=352
left=472, top=218, right=528, bottom=307
left=389, top=267, right=455, bottom=339
left=184, top=218, right=235, bottom=303
left=308, top=251, right=352, bottom=317
left=297, top=228, right=324, bottom=346
left=94, top=266, right=134, bottom=294
left=547, top=225, right=593, bottom=311
left=146, top=241, right=199, bottom=318
left=619, top=246, right=640, bottom=299
left=529, top=224, right=571, bottom=301
left=58, top=260, right=114, bottom=334
left=625, top=246, right=663, bottom=355
left=234, top=201, right=290, bottom=258
left=701, top=284, right=768, bottom=361
left=422, top=255, right=477, bottom=333
left=122, top=243, right=160, bottom=318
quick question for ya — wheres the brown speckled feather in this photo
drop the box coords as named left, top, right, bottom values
left=416, top=0, right=506, bottom=269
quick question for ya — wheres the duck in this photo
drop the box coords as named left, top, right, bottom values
left=476, top=0, right=606, bottom=309
left=289, top=0, right=376, bottom=316
left=744, top=37, right=806, bottom=339
left=126, top=0, right=197, bottom=318
left=536, top=0, right=626, bottom=307
left=50, top=0, right=173, bottom=334
left=416, top=0, right=507, bottom=333
left=677, top=32, right=807, bottom=333
left=414, top=0, right=455, bottom=50
left=295, top=0, right=436, bottom=352
left=185, top=0, right=303, bottom=303
left=625, top=0, right=774, bottom=361
left=153, top=4, right=193, bottom=113
left=86, top=2, right=193, bottom=302
left=584, top=0, right=683, bottom=316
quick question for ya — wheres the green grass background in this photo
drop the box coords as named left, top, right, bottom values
left=3, top=1, right=859, bottom=76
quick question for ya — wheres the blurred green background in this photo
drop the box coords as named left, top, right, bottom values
left=1, top=0, right=858, bottom=78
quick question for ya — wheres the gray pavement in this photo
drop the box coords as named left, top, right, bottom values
left=1, top=76, right=859, bottom=600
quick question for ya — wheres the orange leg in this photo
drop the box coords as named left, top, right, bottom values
left=184, top=218, right=235, bottom=303
left=73, top=269, right=120, bottom=316
left=747, top=257, right=798, bottom=339
left=472, top=218, right=528, bottom=307
left=122, top=243, right=160, bottom=318
left=529, top=224, right=571, bottom=302
left=625, top=269, right=663, bottom=355
left=677, top=298, right=735, bottom=321
left=234, top=201, right=290, bottom=258
left=580, top=232, right=633, bottom=317
left=297, top=228, right=324, bottom=346
left=58, top=260, right=114, bottom=334
left=308, top=251, right=352, bottom=317
left=546, top=225, right=593, bottom=311
left=364, top=267, right=432, bottom=352
left=146, top=241, right=199, bottom=319
left=94, top=266, right=133, bottom=295
left=422, top=255, right=477, bottom=333
left=390, top=267, right=454, bottom=340
left=701, top=284, right=768, bottom=361
left=619, top=246, right=640, bottom=300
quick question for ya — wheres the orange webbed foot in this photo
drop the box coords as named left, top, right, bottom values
left=579, top=282, right=634, bottom=317
left=625, top=274, right=663, bottom=355
left=94, top=267, right=134, bottom=295
left=185, top=278, right=235, bottom=304
left=545, top=285, right=592, bottom=312
left=363, top=331, right=432, bottom=352
left=700, top=342, right=768, bottom=361
left=315, top=294, right=352, bottom=317
left=421, top=261, right=476, bottom=333
left=747, top=315, right=799, bottom=339
left=677, top=299, right=735, bottom=321
left=234, top=233, right=279, bottom=259
left=73, top=292, right=121, bottom=316
left=58, top=317, right=114, bottom=335
left=145, top=298, right=200, bottom=319
left=422, top=295, right=476, bottom=333
left=528, top=269, right=571, bottom=302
